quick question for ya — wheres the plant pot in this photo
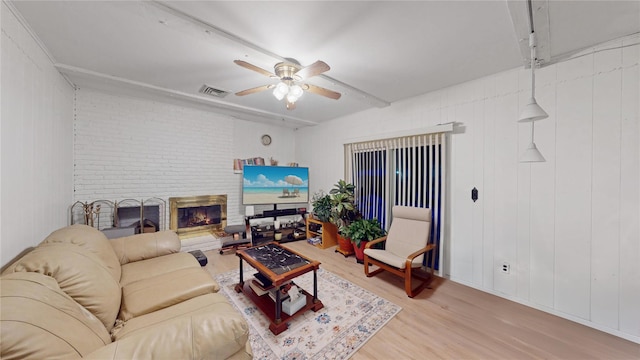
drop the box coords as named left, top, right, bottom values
left=353, top=240, right=368, bottom=264
left=336, top=234, right=354, bottom=257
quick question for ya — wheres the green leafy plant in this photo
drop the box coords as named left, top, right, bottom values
left=328, top=180, right=359, bottom=235
left=311, top=191, right=332, bottom=223
left=329, top=179, right=355, bottom=197
left=344, top=218, right=386, bottom=248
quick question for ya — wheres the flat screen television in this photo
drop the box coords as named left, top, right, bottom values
left=242, top=165, right=309, bottom=205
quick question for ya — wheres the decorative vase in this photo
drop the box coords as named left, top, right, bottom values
left=353, top=240, right=368, bottom=264
left=336, top=234, right=354, bottom=257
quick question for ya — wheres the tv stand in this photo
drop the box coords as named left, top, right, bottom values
left=245, top=207, right=307, bottom=246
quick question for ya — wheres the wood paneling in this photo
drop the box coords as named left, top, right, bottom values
left=451, top=102, right=474, bottom=283
left=618, top=58, right=640, bottom=336
left=529, top=79, right=557, bottom=309
left=555, top=74, right=593, bottom=319
left=1, top=4, right=74, bottom=265
left=472, top=101, right=485, bottom=286
left=492, top=92, right=518, bottom=296
left=591, top=67, right=622, bottom=329
left=481, top=95, right=496, bottom=290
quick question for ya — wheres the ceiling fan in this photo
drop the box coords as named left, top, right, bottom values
left=234, top=58, right=341, bottom=110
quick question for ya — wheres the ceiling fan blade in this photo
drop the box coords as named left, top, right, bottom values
left=295, top=60, right=330, bottom=80
left=234, top=60, right=277, bottom=78
left=235, top=84, right=272, bottom=96
left=286, top=100, right=297, bottom=110
left=303, top=84, right=342, bottom=100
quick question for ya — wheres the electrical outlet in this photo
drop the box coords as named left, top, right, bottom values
left=501, top=262, right=510, bottom=274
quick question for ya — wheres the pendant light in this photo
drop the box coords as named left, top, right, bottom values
left=519, top=0, right=547, bottom=162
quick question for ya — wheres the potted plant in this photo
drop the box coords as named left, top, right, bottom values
left=329, top=180, right=359, bottom=256
left=311, top=191, right=332, bottom=223
left=344, top=218, right=386, bottom=263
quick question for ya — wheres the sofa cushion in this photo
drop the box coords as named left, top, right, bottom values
left=0, top=272, right=111, bottom=360
left=87, top=297, right=251, bottom=359
left=2, top=243, right=121, bottom=331
left=119, top=267, right=220, bottom=321
left=40, top=224, right=122, bottom=282
left=119, top=251, right=199, bottom=286
left=112, top=293, right=243, bottom=341
left=110, top=230, right=181, bottom=265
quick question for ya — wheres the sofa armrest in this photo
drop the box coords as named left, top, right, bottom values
left=83, top=311, right=251, bottom=360
left=110, top=231, right=181, bottom=265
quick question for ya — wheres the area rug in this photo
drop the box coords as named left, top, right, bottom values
left=214, top=268, right=401, bottom=360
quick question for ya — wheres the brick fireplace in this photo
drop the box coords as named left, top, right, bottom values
left=169, top=194, right=227, bottom=239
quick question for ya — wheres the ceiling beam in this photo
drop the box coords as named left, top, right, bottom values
left=507, top=0, right=551, bottom=67
left=55, top=64, right=318, bottom=127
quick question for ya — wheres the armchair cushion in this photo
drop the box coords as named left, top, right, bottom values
left=363, top=248, right=423, bottom=269
left=384, top=206, right=430, bottom=259
left=363, top=206, right=434, bottom=298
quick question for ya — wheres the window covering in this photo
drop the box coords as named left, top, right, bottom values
left=344, top=132, right=447, bottom=270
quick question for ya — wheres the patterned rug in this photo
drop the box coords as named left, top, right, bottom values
left=214, top=268, right=401, bottom=360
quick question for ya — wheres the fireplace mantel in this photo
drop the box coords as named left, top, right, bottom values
left=169, top=194, right=227, bottom=239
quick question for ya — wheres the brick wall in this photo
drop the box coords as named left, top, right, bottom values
left=73, top=88, right=295, bottom=233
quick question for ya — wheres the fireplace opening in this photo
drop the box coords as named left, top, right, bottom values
left=178, top=205, right=221, bottom=228
left=169, top=194, right=227, bottom=239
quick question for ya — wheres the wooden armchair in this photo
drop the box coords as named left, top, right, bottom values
left=363, top=206, right=436, bottom=298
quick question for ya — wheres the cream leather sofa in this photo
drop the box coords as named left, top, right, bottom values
left=1, top=224, right=251, bottom=359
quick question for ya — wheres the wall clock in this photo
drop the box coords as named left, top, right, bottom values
left=261, top=134, right=272, bottom=146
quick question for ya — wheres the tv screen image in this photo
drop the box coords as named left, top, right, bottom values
left=242, top=166, right=309, bottom=205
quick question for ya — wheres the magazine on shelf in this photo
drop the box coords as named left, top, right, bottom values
left=253, top=272, right=272, bottom=287
left=249, top=280, right=271, bottom=296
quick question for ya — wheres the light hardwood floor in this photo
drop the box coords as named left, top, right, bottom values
left=204, top=242, right=639, bottom=359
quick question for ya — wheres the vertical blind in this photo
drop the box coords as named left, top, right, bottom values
left=344, top=132, right=447, bottom=270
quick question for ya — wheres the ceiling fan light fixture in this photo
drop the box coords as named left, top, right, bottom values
left=234, top=58, right=340, bottom=110
left=288, top=84, right=303, bottom=99
left=273, top=82, right=289, bottom=100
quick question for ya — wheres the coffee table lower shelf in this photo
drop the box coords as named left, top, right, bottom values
left=235, top=282, right=324, bottom=335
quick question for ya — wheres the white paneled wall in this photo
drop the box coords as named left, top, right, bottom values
left=1, top=2, right=3, bottom=263
left=73, top=88, right=297, bottom=228
left=1, top=4, right=74, bottom=266
left=295, top=35, right=640, bottom=342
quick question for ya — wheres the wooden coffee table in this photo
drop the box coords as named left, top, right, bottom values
left=234, top=242, right=324, bottom=335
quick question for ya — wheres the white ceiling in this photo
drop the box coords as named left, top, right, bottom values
left=8, top=1, right=640, bottom=128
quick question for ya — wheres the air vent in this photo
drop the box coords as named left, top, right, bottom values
left=199, top=84, right=230, bottom=98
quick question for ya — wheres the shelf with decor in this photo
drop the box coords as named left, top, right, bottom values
left=250, top=222, right=307, bottom=246
left=233, top=157, right=265, bottom=173
left=306, top=218, right=338, bottom=249
left=245, top=208, right=308, bottom=246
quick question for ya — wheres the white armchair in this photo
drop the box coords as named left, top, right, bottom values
left=363, top=206, right=436, bottom=298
